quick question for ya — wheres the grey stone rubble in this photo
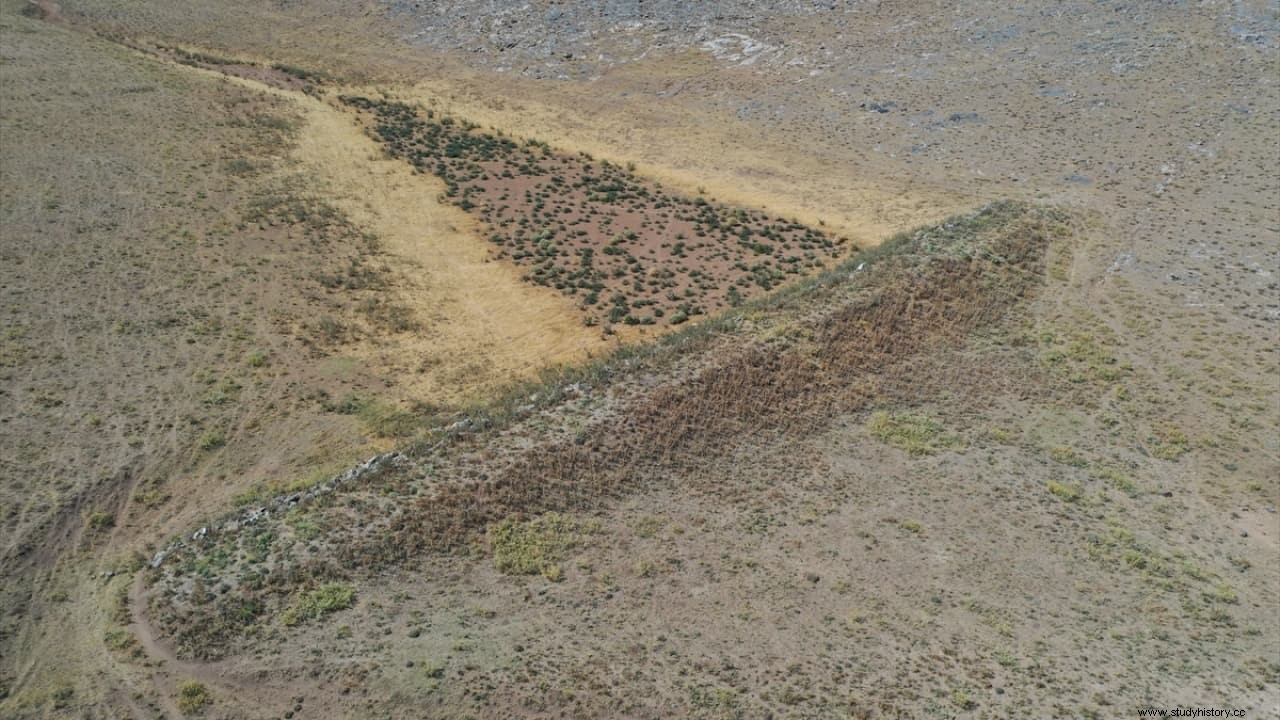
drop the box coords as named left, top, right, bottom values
left=383, top=0, right=834, bottom=78
left=148, top=451, right=404, bottom=569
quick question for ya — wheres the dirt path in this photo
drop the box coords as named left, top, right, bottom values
left=127, top=572, right=273, bottom=718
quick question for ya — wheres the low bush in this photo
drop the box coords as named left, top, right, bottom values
left=867, top=412, right=961, bottom=455
left=282, top=582, right=356, bottom=626
left=177, top=680, right=211, bottom=714
left=489, top=513, right=595, bottom=580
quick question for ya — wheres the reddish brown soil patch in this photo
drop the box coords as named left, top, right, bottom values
left=341, top=96, right=851, bottom=328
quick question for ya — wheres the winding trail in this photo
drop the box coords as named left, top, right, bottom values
left=127, top=573, right=273, bottom=719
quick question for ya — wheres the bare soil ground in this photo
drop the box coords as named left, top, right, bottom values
left=1, top=0, right=1277, bottom=718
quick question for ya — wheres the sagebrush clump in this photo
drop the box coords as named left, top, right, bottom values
left=177, top=680, right=211, bottom=714
left=489, top=512, right=596, bottom=580
left=282, top=582, right=356, bottom=626
left=867, top=412, right=962, bottom=455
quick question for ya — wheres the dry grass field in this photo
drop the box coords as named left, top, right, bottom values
left=1, top=0, right=1277, bottom=718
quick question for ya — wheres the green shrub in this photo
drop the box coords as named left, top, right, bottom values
left=490, top=513, right=594, bottom=579
left=1093, top=468, right=1137, bottom=495
left=282, top=582, right=356, bottom=626
left=1208, top=583, right=1239, bottom=604
left=104, top=627, right=134, bottom=652
left=85, top=510, right=114, bottom=530
left=1049, top=445, right=1087, bottom=467
left=177, top=681, right=211, bottom=714
left=197, top=430, right=225, bottom=451
left=50, top=684, right=74, bottom=709
left=324, top=394, right=422, bottom=438
left=867, top=412, right=961, bottom=455
left=1151, top=424, right=1189, bottom=460
left=951, top=688, right=977, bottom=710
left=271, top=62, right=327, bottom=82
left=1047, top=479, right=1082, bottom=502
left=356, top=398, right=419, bottom=438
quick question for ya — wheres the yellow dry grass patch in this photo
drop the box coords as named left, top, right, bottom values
left=172, top=67, right=612, bottom=403
left=287, top=91, right=612, bottom=401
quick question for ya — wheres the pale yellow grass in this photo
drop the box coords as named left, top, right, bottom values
left=170, top=65, right=612, bottom=403
left=287, top=90, right=612, bottom=401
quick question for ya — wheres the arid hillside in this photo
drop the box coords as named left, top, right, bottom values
left=0, top=3, right=608, bottom=713
left=1, top=0, right=1277, bottom=718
